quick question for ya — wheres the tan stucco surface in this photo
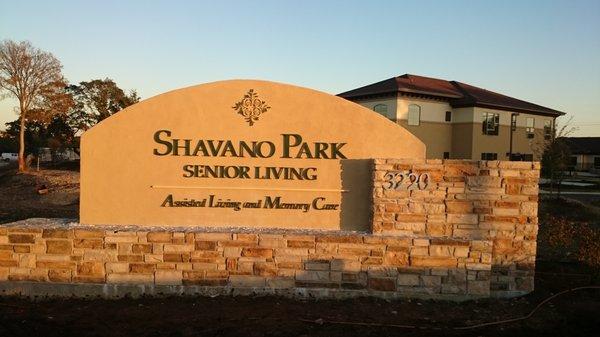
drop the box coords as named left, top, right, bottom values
left=80, top=80, right=425, bottom=230
left=451, top=123, right=474, bottom=159
left=397, top=120, right=453, bottom=158
left=396, top=97, right=452, bottom=123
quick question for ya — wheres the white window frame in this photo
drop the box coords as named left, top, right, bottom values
left=482, top=112, right=499, bottom=135
left=526, top=117, right=535, bottom=138
left=408, top=104, right=421, bottom=126
left=373, top=104, right=392, bottom=119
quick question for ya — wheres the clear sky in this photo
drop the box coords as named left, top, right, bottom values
left=0, top=0, right=599, bottom=136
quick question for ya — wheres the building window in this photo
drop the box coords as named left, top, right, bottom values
left=511, top=114, right=517, bottom=131
left=522, top=154, right=534, bottom=161
left=544, top=120, right=552, bottom=140
left=373, top=104, right=392, bottom=119
left=482, top=112, right=499, bottom=135
left=445, top=111, right=452, bottom=122
left=526, top=117, right=535, bottom=139
left=443, top=152, right=450, bottom=159
left=481, top=153, right=498, bottom=160
left=509, top=153, right=534, bottom=161
left=569, top=156, right=578, bottom=169
left=408, top=104, right=421, bottom=126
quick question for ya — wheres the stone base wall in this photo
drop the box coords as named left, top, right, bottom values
left=372, top=159, right=540, bottom=296
left=0, top=159, right=540, bottom=300
left=0, top=219, right=492, bottom=300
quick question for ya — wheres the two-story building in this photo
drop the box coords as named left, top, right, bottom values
left=338, top=74, right=565, bottom=160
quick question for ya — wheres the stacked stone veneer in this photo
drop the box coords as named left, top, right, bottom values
left=0, top=222, right=491, bottom=299
left=0, top=159, right=539, bottom=300
left=372, top=159, right=539, bottom=296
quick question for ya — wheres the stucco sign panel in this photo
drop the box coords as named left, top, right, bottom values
left=80, top=80, right=425, bottom=230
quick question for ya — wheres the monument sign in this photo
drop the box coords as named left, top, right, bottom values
left=80, top=80, right=425, bottom=230
left=1, top=80, right=540, bottom=300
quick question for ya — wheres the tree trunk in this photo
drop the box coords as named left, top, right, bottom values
left=18, top=112, right=26, bottom=172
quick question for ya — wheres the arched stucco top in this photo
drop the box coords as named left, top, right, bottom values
left=83, top=79, right=425, bottom=159
left=80, top=80, right=425, bottom=229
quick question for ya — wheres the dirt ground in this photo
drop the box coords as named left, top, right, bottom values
left=0, top=164, right=599, bottom=337
left=0, top=277, right=598, bottom=337
left=0, top=162, right=79, bottom=224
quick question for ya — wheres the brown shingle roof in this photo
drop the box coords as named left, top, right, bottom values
left=450, top=81, right=564, bottom=116
left=338, top=74, right=565, bottom=117
left=338, top=74, right=463, bottom=99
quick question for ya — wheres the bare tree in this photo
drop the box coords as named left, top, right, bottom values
left=0, top=40, right=70, bottom=171
left=539, top=116, right=578, bottom=198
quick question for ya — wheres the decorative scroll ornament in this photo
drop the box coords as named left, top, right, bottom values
left=232, top=89, right=271, bottom=126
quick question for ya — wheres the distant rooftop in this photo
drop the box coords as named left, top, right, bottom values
left=562, top=137, right=600, bottom=155
left=338, top=74, right=565, bottom=117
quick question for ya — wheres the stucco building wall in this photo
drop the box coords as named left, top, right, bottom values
left=471, top=107, right=553, bottom=161
left=353, top=97, right=555, bottom=161
left=398, top=120, right=453, bottom=159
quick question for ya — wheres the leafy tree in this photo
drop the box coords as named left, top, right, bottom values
left=4, top=115, right=76, bottom=159
left=66, top=78, right=140, bottom=134
left=0, top=40, right=72, bottom=171
left=5, top=119, right=48, bottom=155
left=0, top=131, right=17, bottom=154
left=46, top=114, right=76, bottom=149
